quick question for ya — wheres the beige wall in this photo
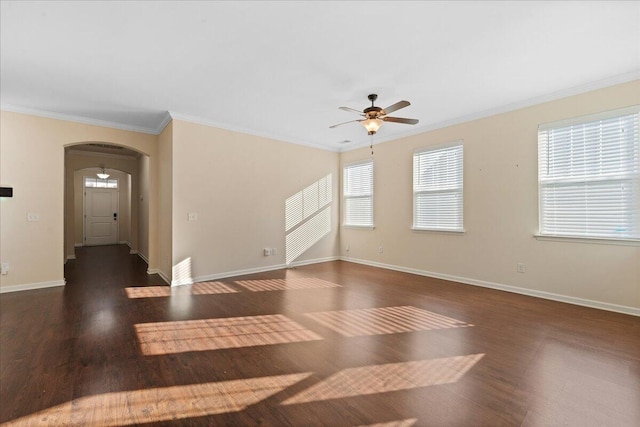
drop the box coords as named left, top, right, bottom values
left=171, top=119, right=340, bottom=283
left=138, top=154, right=150, bottom=262
left=156, top=122, right=172, bottom=281
left=340, top=80, right=640, bottom=310
left=0, top=110, right=158, bottom=290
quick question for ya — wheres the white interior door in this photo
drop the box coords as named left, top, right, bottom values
left=85, top=188, right=119, bottom=246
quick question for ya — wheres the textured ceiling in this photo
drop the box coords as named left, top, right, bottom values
left=1, top=1, right=639, bottom=151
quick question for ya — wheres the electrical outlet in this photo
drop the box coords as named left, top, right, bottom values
left=1, top=262, right=8, bottom=275
left=187, top=212, right=197, bottom=221
left=271, top=248, right=277, bottom=255
left=346, top=244, right=350, bottom=252
left=517, top=263, right=526, bottom=273
left=378, top=246, right=383, bottom=253
left=27, top=213, right=40, bottom=222
left=263, top=248, right=271, bottom=256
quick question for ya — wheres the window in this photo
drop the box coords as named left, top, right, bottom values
left=85, top=177, right=118, bottom=189
left=413, top=142, right=464, bottom=232
left=343, top=160, right=373, bottom=227
left=538, top=106, right=639, bottom=241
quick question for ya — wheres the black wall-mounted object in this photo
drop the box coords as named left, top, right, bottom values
left=0, top=187, right=13, bottom=197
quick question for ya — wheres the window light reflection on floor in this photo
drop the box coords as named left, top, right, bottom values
left=281, top=354, right=484, bottom=405
left=125, top=281, right=238, bottom=298
left=3, top=373, right=312, bottom=427
left=304, top=306, right=473, bottom=337
left=235, top=277, right=341, bottom=292
left=135, top=314, right=323, bottom=355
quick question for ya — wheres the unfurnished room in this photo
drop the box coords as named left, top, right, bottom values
left=0, top=1, right=639, bottom=426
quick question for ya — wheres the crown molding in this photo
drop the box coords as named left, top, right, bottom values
left=339, top=70, right=640, bottom=152
left=155, top=111, right=173, bottom=134
left=0, top=104, right=161, bottom=135
left=168, top=111, right=340, bottom=153
left=3, top=71, right=637, bottom=152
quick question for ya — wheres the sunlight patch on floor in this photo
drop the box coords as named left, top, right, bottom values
left=235, top=277, right=341, bottom=292
left=125, top=281, right=238, bottom=298
left=304, top=306, right=473, bottom=337
left=135, top=314, right=323, bottom=355
left=3, top=373, right=312, bottom=426
left=281, top=354, right=484, bottom=405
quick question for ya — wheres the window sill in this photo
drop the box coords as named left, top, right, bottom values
left=411, top=227, right=466, bottom=235
left=534, top=234, right=640, bottom=247
left=342, top=225, right=375, bottom=230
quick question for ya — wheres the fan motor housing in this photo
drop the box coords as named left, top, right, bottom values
left=364, top=106, right=382, bottom=118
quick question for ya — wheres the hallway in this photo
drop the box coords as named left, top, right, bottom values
left=1, top=246, right=639, bottom=426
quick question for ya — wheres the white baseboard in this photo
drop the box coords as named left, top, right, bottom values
left=0, top=279, right=66, bottom=294
left=194, top=264, right=287, bottom=283
left=129, top=249, right=138, bottom=255
left=159, top=271, right=169, bottom=285
left=192, top=256, right=340, bottom=284
left=289, top=256, right=340, bottom=268
left=66, top=254, right=76, bottom=261
left=340, top=257, right=640, bottom=317
left=146, top=268, right=170, bottom=285
left=74, top=243, right=83, bottom=248
left=137, top=252, right=149, bottom=264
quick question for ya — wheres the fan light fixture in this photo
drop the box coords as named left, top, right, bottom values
left=330, top=94, right=418, bottom=136
left=361, top=118, right=383, bottom=135
left=97, top=167, right=110, bottom=179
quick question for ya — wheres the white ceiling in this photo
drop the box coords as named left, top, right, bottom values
left=1, top=1, right=639, bottom=151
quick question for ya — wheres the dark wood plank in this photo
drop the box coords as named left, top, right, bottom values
left=1, top=244, right=638, bottom=426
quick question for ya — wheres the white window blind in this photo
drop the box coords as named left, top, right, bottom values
left=343, top=161, right=373, bottom=227
left=413, top=142, right=464, bottom=231
left=538, top=106, right=640, bottom=240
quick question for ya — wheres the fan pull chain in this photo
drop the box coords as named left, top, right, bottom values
left=370, top=134, right=374, bottom=158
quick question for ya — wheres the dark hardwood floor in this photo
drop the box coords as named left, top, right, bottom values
left=1, top=244, right=638, bottom=426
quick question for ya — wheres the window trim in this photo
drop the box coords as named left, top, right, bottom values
left=537, top=105, right=640, bottom=243
left=342, top=159, right=374, bottom=229
left=84, top=176, right=119, bottom=189
left=538, top=105, right=639, bottom=131
left=412, top=140, right=464, bottom=232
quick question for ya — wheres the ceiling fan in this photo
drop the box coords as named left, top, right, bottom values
left=330, top=94, right=419, bottom=135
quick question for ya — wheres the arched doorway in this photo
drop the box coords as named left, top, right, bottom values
left=64, top=142, right=151, bottom=267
